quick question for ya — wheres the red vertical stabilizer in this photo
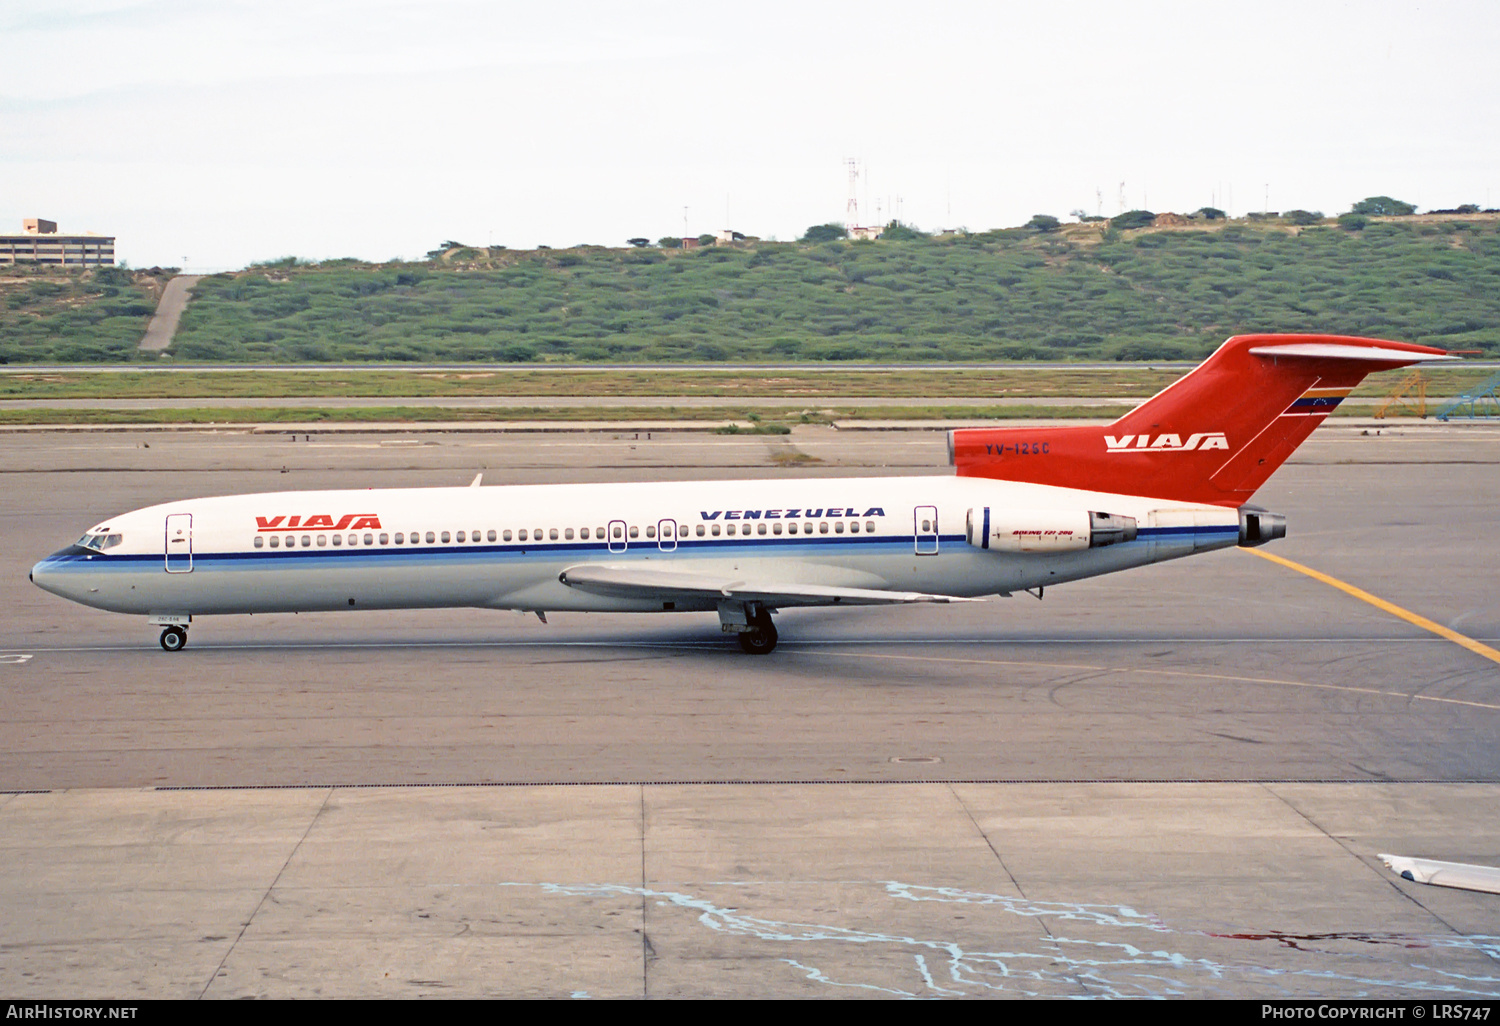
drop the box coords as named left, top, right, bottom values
left=951, top=334, right=1452, bottom=506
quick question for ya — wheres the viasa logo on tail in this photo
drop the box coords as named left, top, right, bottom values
left=1104, top=432, right=1228, bottom=453
left=256, top=514, right=382, bottom=531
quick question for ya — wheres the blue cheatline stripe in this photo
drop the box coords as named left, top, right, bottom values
left=41, top=533, right=949, bottom=570
left=37, top=524, right=1238, bottom=575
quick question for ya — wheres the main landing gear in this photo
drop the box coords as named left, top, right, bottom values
left=159, top=626, right=188, bottom=652
left=736, top=607, right=779, bottom=655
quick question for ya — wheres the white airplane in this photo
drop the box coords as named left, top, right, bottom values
left=31, top=334, right=1451, bottom=653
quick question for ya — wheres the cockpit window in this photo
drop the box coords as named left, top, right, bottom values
left=76, top=532, right=123, bottom=552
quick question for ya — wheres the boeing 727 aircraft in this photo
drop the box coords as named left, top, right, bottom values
left=31, top=334, right=1451, bottom=653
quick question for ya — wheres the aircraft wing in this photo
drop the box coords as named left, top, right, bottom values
left=557, top=564, right=977, bottom=607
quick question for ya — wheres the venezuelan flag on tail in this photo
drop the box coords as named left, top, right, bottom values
left=950, top=334, right=1453, bottom=507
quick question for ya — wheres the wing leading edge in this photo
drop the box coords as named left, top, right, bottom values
left=557, top=564, right=977, bottom=607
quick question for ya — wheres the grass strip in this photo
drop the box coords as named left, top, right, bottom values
left=0, top=404, right=1142, bottom=426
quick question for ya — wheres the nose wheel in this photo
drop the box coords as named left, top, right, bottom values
left=159, top=626, right=188, bottom=652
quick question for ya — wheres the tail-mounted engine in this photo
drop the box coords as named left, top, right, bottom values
left=1237, top=506, right=1286, bottom=547
left=965, top=508, right=1138, bottom=553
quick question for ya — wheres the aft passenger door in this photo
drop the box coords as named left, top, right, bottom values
left=164, top=513, right=193, bottom=573
left=914, top=506, right=939, bottom=555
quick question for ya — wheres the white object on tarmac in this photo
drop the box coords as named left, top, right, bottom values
left=1379, top=854, right=1500, bottom=895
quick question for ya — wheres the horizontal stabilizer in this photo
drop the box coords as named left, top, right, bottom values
left=558, top=564, right=976, bottom=607
left=1247, top=343, right=1459, bottom=363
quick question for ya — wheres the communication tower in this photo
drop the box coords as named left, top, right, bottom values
left=846, top=157, right=861, bottom=227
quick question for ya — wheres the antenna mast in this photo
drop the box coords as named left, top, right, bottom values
left=845, top=157, right=861, bottom=227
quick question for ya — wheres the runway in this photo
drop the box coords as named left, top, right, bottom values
left=2, top=424, right=1498, bottom=997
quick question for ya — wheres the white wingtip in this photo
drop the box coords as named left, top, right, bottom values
left=470, top=473, right=483, bottom=488
left=1380, top=853, right=1500, bottom=894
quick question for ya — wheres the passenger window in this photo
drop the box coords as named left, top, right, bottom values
left=613, top=525, right=623, bottom=539
left=772, top=522, right=782, bottom=535
left=518, top=529, right=527, bottom=541
left=270, top=535, right=280, bottom=548
left=819, top=523, right=829, bottom=534
left=696, top=524, right=705, bottom=537
left=503, top=530, right=512, bottom=541
left=629, top=526, right=638, bottom=539
left=331, top=534, right=341, bottom=547
left=456, top=531, right=466, bottom=543
left=317, top=535, right=327, bottom=547
left=595, top=526, right=605, bottom=538
left=425, top=531, right=436, bottom=544
left=804, top=522, right=813, bottom=534
left=711, top=524, right=721, bottom=536
left=285, top=535, right=297, bottom=548
left=534, top=527, right=543, bottom=539
left=922, top=519, right=932, bottom=532
left=349, top=534, right=359, bottom=546
left=757, top=523, right=767, bottom=535
left=866, top=521, right=875, bottom=533
left=565, top=528, right=574, bottom=540
left=364, top=533, right=374, bottom=545
left=488, top=530, right=497, bottom=542
left=580, top=527, right=589, bottom=540
left=850, top=522, right=860, bottom=533
left=379, top=533, right=389, bottom=545
left=549, top=528, right=559, bottom=540
left=646, top=526, right=656, bottom=539
left=835, top=522, right=844, bottom=534
left=254, top=536, right=264, bottom=549
left=439, top=531, right=449, bottom=543
left=394, top=533, right=404, bottom=544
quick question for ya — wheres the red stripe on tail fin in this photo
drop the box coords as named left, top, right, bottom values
left=951, top=334, right=1452, bottom=506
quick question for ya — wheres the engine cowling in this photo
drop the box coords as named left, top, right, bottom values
left=965, top=508, right=1138, bottom=553
left=1237, top=505, right=1286, bottom=547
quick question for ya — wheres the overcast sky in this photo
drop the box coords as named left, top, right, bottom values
left=4, top=0, right=1497, bottom=270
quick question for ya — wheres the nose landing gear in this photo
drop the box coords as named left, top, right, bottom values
left=159, top=626, right=188, bottom=652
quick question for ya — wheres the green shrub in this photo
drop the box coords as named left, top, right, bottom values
left=1350, top=196, right=1416, bottom=216
left=1110, top=210, right=1156, bottom=230
left=800, top=224, right=849, bottom=243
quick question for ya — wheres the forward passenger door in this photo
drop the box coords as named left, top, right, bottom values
left=164, top=513, right=193, bottom=573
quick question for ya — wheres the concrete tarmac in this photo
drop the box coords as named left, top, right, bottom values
left=2, top=424, right=1499, bottom=998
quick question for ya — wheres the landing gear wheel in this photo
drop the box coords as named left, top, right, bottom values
left=159, top=626, right=188, bottom=652
left=736, top=611, right=778, bottom=654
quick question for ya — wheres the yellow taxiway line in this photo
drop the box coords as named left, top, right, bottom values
left=1247, top=548, right=1500, bottom=668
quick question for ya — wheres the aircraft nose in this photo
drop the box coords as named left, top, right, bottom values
left=31, top=556, right=59, bottom=596
left=30, top=550, right=83, bottom=601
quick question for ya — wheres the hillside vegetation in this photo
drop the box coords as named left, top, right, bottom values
left=3, top=217, right=1498, bottom=363
left=0, top=266, right=177, bottom=362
